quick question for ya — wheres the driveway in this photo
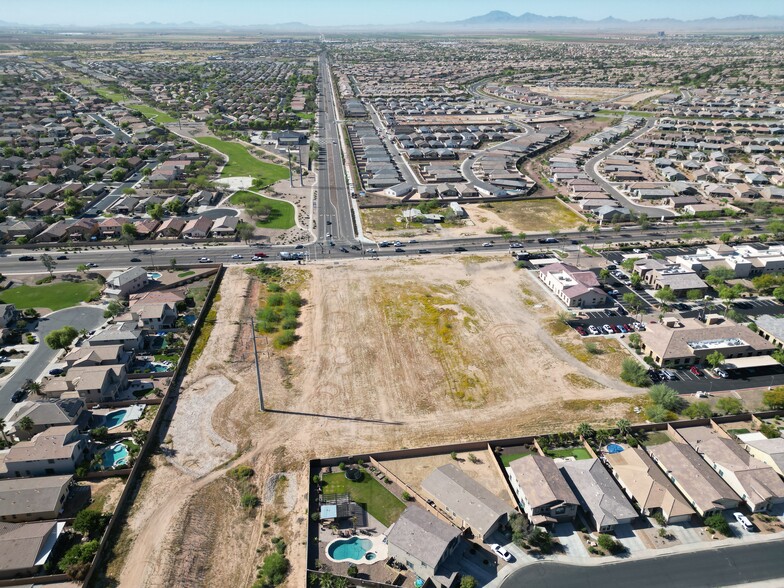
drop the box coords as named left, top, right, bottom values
left=0, top=305, right=105, bottom=418
left=552, top=522, right=589, bottom=559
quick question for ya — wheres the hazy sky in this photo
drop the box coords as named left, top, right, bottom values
left=7, top=0, right=784, bottom=26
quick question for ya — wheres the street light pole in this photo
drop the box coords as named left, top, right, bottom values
left=249, top=318, right=264, bottom=412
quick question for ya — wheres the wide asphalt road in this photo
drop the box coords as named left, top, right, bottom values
left=499, top=539, right=784, bottom=588
left=0, top=305, right=105, bottom=419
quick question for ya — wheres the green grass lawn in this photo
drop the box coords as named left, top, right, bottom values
left=177, top=271, right=196, bottom=278
left=0, top=280, right=102, bottom=311
left=500, top=451, right=532, bottom=467
left=322, top=471, right=406, bottom=527
left=642, top=431, right=672, bottom=446
left=548, top=447, right=592, bottom=460
left=195, top=137, right=289, bottom=184
left=95, top=87, right=130, bottom=102
left=131, top=104, right=177, bottom=124
left=296, top=112, right=315, bottom=120
left=230, top=191, right=296, bottom=230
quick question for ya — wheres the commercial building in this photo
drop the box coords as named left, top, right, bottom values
left=539, top=263, right=608, bottom=308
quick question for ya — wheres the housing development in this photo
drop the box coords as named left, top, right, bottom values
left=1, top=4, right=784, bottom=588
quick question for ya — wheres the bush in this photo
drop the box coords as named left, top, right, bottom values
left=716, top=397, right=744, bottom=415
left=267, top=283, right=283, bottom=293
left=228, top=465, right=254, bottom=480
left=401, top=491, right=413, bottom=501
left=762, top=388, right=784, bottom=410
left=759, top=423, right=781, bottom=439
left=648, top=384, right=682, bottom=411
left=597, top=533, right=623, bottom=554
left=73, top=509, right=109, bottom=539
left=645, top=404, right=671, bottom=423
left=704, top=513, right=731, bottom=536
left=90, top=426, right=109, bottom=441
left=347, top=564, right=359, bottom=577
left=241, top=492, right=261, bottom=508
left=273, top=330, right=298, bottom=349
left=255, top=552, right=289, bottom=587
left=683, top=401, right=712, bottom=419
left=653, top=511, right=667, bottom=527
left=620, top=358, right=651, bottom=387
left=58, top=540, right=99, bottom=576
left=460, top=576, right=478, bottom=588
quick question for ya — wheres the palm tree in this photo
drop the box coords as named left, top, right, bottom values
left=17, top=416, right=34, bottom=433
left=616, top=418, right=631, bottom=436
left=0, top=417, right=7, bottom=444
left=595, top=429, right=610, bottom=447
left=26, top=381, right=41, bottom=397
left=124, top=421, right=138, bottom=433
left=576, top=422, right=595, bottom=439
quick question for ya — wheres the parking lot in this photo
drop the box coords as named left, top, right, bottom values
left=666, top=364, right=784, bottom=395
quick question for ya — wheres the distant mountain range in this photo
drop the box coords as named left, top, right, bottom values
left=1, top=12, right=784, bottom=33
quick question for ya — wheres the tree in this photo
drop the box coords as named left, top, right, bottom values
left=76, top=263, right=89, bottom=274
left=649, top=384, right=681, bottom=411
left=0, top=417, right=7, bottom=443
left=630, top=273, right=643, bottom=289
left=598, top=268, right=611, bottom=282
left=686, top=289, right=704, bottom=302
left=620, top=358, right=651, bottom=387
left=460, top=576, right=478, bottom=588
left=64, top=196, right=82, bottom=217
left=774, top=286, right=784, bottom=302
left=762, top=388, right=784, bottom=410
left=645, top=404, right=671, bottom=423
left=45, top=326, right=78, bottom=350
left=58, top=540, right=99, bottom=578
left=716, top=396, right=744, bottom=415
left=759, top=423, right=781, bottom=439
left=147, top=203, right=164, bottom=221
left=119, top=232, right=135, bottom=250
left=104, top=300, right=124, bottom=318
left=73, top=509, right=109, bottom=539
left=720, top=232, right=734, bottom=244
left=616, top=419, right=631, bottom=436
left=576, top=422, right=595, bottom=439
left=683, top=401, right=712, bottom=419
left=705, top=267, right=734, bottom=289
left=124, top=420, right=138, bottom=433
left=169, top=258, right=177, bottom=272
left=628, top=332, right=642, bottom=349
left=595, top=429, right=610, bottom=447
left=654, top=287, right=676, bottom=308
left=705, top=351, right=725, bottom=369
left=704, top=513, right=731, bottom=537
left=40, top=253, right=56, bottom=278
left=237, top=222, right=255, bottom=243
left=17, top=416, right=34, bottom=433
left=622, top=292, right=644, bottom=317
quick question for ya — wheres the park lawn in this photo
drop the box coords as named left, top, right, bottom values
left=482, top=199, right=584, bottom=232
left=296, top=112, right=315, bottom=120
left=132, top=104, right=177, bottom=124
left=0, top=280, right=102, bottom=311
left=230, top=191, right=296, bottom=230
left=195, top=137, right=289, bottom=184
left=322, top=471, right=406, bottom=527
left=548, top=447, right=592, bottom=460
left=95, top=87, right=130, bottom=103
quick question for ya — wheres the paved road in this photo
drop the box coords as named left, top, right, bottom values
left=316, top=53, right=355, bottom=246
left=499, top=539, right=784, bottom=588
left=0, top=305, right=105, bottom=419
left=584, top=118, right=676, bottom=218
left=460, top=126, right=536, bottom=194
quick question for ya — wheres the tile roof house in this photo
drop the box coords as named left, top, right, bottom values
left=605, top=447, right=694, bottom=523
left=11, top=398, right=85, bottom=441
left=0, top=475, right=73, bottom=522
left=539, top=263, right=608, bottom=308
left=677, top=426, right=784, bottom=513
left=421, top=464, right=513, bottom=541
left=63, top=344, right=128, bottom=369
left=386, top=506, right=461, bottom=587
left=742, top=436, right=784, bottom=478
left=156, top=217, right=186, bottom=238
left=0, top=520, right=66, bottom=580
left=558, top=458, right=638, bottom=532
left=647, top=441, right=741, bottom=516
left=181, top=215, right=212, bottom=239
left=508, top=454, right=579, bottom=525
left=104, top=266, right=149, bottom=298
left=115, top=302, right=177, bottom=329
left=87, top=322, right=143, bottom=351
left=0, top=425, right=88, bottom=478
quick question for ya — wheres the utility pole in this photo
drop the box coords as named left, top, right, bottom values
left=249, top=318, right=264, bottom=411
left=299, top=144, right=304, bottom=186
left=288, top=149, right=293, bottom=188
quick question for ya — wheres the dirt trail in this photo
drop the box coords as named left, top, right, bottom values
left=114, top=258, right=642, bottom=588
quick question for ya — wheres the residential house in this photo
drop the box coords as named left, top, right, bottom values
left=421, top=464, right=512, bottom=541
left=742, top=435, right=784, bottom=477
left=507, top=454, right=579, bottom=525
left=558, top=459, right=638, bottom=532
left=11, top=398, right=85, bottom=441
left=677, top=426, right=784, bottom=512
left=386, top=506, right=461, bottom=588
left=0, top=304, right=17, bottom=328
left=115, top=302, right=177, bottom=329
left=647, top=441, right=741, bottom=516
left=210, top=215, right=239, bottom=236
left=0, top=475, right=72, bottom=522
left=86, top=322, right=143, bottom=351
left=41, top=364, right=128, bottom=404
left=605, top=447, right=694, bottom=523
left=0, top=521, right=66, bottom=580
left=156, top=217, right=186, bottom=238
left=539, top=263, right=608, bottom=308
left=104, top=266, right=149, bottom=298
left=181, top=216, right=212, bottom=239
left=0, top=426, right=88, bottom=478
left=63, top=344, right=129, bottom=369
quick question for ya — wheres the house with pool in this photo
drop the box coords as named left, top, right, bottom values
left=104, top=266, right=149, bottom=298
left=41, top=364, right=128, bottom=404
left=10, top=397, right=85, bottom=441
left=0, top=425, right=88, bottom=478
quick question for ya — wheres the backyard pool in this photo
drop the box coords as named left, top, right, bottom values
left=327, top=537, right=374, bottom=563
left=103, top=409, right=128, bottom=429
left=100, top=444, right=129, bottom=468
left=147, top=272, right=162, bottom=280
left=606, top=443, right=625, bottom=454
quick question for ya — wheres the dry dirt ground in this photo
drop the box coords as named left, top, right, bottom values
left=107, top=257, right=645, bottom=588
left=528, top=85, right=629, bottom=102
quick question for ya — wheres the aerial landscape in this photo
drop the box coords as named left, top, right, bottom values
left=2, top=0, right=784, bottom=587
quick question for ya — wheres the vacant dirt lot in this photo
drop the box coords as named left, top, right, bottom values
left=528, top=85, right=629, bottom=102
left=108, top=258, right=644, bottom=588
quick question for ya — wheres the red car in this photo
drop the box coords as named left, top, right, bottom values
left=690, top=366, right=704, bottom=377
left=575, top=326, right=587, bottom=336
left=253, top=252, right=268, bottom=258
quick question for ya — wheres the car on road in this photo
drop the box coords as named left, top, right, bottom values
left=198, top=257, right=212, bottom=263
left=393, top=241, right=403, bottom=247
left=295, top=244, right=305, bottom=249
left=350, top=245, right=360, bottom=251
left=366, top=248, right=377, bottom=254
left=253, top=252, right=268, bottom=258
left=509, top=242, right=524, bottom=248
left=86, top=262, right=98, bottom=268
left=326, top=220, right=332, bottom=225
left=130, top=257, right=142, bottom=262
left=408, top=239, right=418, bottom=244
left=690, top=366, right=704, bottom=377
left=231, top=254, right=243, bottom=259
left=56, top=255, right=68, bottom=260
left=734, top=512, right=755, bottom=531
left=490, top=544, right=513, bottom=562
left=11, top=390, right=24, bottom=403
left=395, top=247, right=405, bottom=252
left=338, top=247, right=348, bottom=253
left=326, top=233, right=332, bottom=239
left=482, top=242, right=493, bottom=247
left=418, top=249, right=431, bottom=254
left=454, top=247, right=467, bottom=252
left=18, top=256, right=35, bottom=261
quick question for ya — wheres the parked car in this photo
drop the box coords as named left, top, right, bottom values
left=648, top=369, right=660, bottom=382
left=695, top=391, right=709, bottom=398
left=690, top=366, right=704, bottom=377
left=734, top=512, right=755, bottom=531
left=714, top=367, right=730, bottom=378
left=198, top=257, right=212, bottom=263
left=48, top=368, right=65, bottom=376
left=18, top=256, right=35, bottom=261
left=575, top=326, right=587, bottom=336
left=490, top=544, right=513, bottom=562
left=602, top=324, right=614, bottom=334
left=11, top=390, right=24, bottom=403
left=588, top=325, right=600, bottom=335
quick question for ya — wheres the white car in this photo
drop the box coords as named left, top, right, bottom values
left=588, top=325, right=600, bottom=335
left=714, top=367, right=729, bottom=378
left=734, top=512, right=755, bottom=531
left=602, top=324, right=614, bottom=334
left=482, top=242, right=493, bottom=247
left=231, top=254, right=243, bottom=259
left=198, top=257, right=212, bottom=263
left=490, top=543, right=512, bottom=562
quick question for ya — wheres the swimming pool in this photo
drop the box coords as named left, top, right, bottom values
left=607, top=443, right=625, bottom=454
left=101, top=444, right=129, bottom=468
left=147, top=272, right=162, bottom=280
left=327, top=537, right=373, bottom=562
left=103, top=409, right=128, bottom=429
